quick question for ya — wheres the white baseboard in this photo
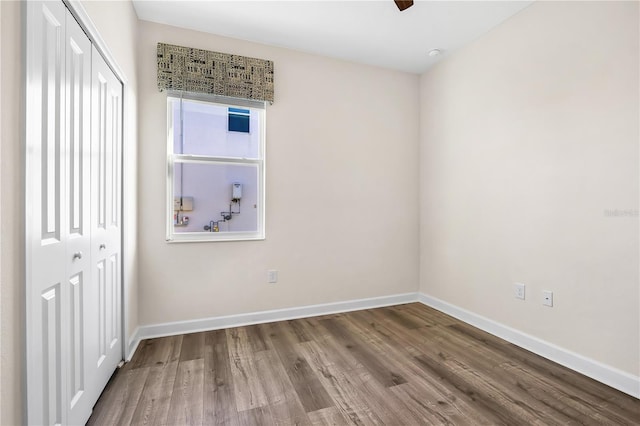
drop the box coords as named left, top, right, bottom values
left=126, top=327, right=141, bottom=361
left=418, top=293, right=640, bottom=399
left=128, top=292, right=419, bottom=358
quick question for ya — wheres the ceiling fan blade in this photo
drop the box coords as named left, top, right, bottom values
left=395, top=0, right=414, bottom=11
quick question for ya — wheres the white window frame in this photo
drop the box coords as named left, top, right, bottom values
left=166, top=91, right=266, bottom=242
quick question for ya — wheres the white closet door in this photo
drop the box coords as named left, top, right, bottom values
left=26, top=1, right=123, bottom=424
left=88, top=46, right=123, bottom=403
left=26, top=1, right=69, bottom=424
left=64, top=10, right=93, bottom=426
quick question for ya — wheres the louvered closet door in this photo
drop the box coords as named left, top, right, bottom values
left=88, top=46, right=123, bottom=402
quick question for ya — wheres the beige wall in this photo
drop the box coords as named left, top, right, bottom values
left=0, top=1, right=3, bottom=422
left=0, top=1, right=139, bottom=423
left=137, top=21, right=420, bottom=326
left=419, top=1, right=639, bottom=376
left=0, top=2, right=21, bottom=424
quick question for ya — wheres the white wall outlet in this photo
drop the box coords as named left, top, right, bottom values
left=543, top=290, right=553, bottom=307
left=514, top=283, right=525, bottom=300
left=267, top=270, right=278, bottom=284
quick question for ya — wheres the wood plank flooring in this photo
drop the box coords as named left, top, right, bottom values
left=87, top=303, right=640, bottom=425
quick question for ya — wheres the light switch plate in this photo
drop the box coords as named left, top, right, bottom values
left=514, top=283, right=525, bottom=300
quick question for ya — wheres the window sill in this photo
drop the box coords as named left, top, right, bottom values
left=166, top=232, right=265, bottom=243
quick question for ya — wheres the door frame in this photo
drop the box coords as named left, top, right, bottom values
left=23, top=0, right=130, bottom=420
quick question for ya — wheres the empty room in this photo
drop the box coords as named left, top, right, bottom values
left=1, top=0, right=638, bottom=424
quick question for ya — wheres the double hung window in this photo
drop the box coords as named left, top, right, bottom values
left=167, top=93, right=265, bottom=242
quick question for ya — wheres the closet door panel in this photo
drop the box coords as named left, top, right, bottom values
left=26, top=1, right=68, bottom=424
left=64, top=10, right=93, bottom=426
left=89, top=46, right=123, bottom=406
left=40, top=3, right=64, bottom=244
left=68, top=272, right=84, bottom=404
left=41, top=284, right=62, bottom=426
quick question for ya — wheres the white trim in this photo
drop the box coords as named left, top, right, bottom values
left=126, top=327, right=141, bottom=362
left=130, top=293, right=418, bottom=352
left=166, top=90, right=265, bottom=110
left=64, top=0, right=128, bottom=85
left=418, top=293, right=640, bottom=399
left=165, top=96, right=266, bottom=243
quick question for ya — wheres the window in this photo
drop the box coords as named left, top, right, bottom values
left=167, top=92, right=265, bottom=242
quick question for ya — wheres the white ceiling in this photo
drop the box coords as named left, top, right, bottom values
left=132, top=0, right=534, bottom=74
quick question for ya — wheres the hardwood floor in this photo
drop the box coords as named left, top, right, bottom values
left=87, top=303, right=640, bottom=425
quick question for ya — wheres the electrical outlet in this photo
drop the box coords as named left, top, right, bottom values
left=514, top=283, right=525, bottom=300
left=543, top=290, right=553, bottom=307
left=267, top=270, right=278, bottom=284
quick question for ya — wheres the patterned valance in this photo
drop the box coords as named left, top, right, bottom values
left=157, top=43, right=274, bottom=103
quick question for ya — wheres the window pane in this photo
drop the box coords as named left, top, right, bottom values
left=173, top=162, right=259, bottom=234
left=170, top=98, right=261, bottom=158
